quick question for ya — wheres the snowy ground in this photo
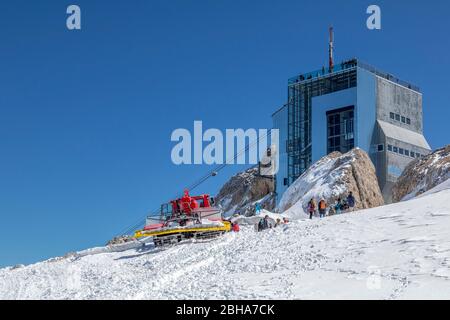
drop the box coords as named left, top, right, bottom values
left=1, top=186, right=450, bottom=299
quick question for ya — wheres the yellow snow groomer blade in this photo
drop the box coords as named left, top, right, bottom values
left=134, top=221, right=232, bottom=239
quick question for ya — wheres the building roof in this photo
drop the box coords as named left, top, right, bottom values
left=288, top=59, right=421, bottom=92
left=377, top=120, right=431, bottom=150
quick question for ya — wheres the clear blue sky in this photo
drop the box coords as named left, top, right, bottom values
left=0, top=0, right=449, bottom=267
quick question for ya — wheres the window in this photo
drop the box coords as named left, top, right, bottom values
left=401, top=116, right=406, bottom=123
left=405, top=150, right=410, bottom=157
left=406, top=118, right=411, bottom=125
left=327, top=107, right=355, bottom=154
left=390, top=112, right=395, bottom=120
left=393, top=146, right=398, bottom=153
left=388, top=144, right=393, bottom=152
left=399, top=148, right=404, bottom=155
left=416, top=153, right=421, bottom=158
left=377, top=144, right=384, bottom=152
left=395, top=114, right=400, bottom=121
left=283, top=178, right=288, bottom=186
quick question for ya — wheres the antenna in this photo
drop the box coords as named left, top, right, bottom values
left=328, top=26, right=334, bottom=73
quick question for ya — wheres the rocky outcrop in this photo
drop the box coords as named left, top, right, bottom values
left=106, top=235, right=134, bottom=246
left=392, top=145, right=450, bottom=202
left=215, top=167, right=275, bottom=217
left=278, top=148, right=384, bottom=215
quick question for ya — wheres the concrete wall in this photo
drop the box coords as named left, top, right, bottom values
left=311, top=87, right=357, bottom=163
left=272, top=105, right=288, bottom=204
left=382, top=138, right=430, bottom=202
left=376, top=77, right=423, bottom=134
left=373, top=124, right=387, bottom=193
left=356, top=68, right=377, bottom=158
left=375, top=76, right=426, bottom=202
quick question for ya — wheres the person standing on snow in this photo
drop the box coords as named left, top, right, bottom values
left=255, top=202, right=261, bottom=215
left=307, top=198, right=316, bottom=220
left=346, top=192, right=356, bottom=212
left=257, top=219, right=263, bottom=232
left=275, top=218, right=282, bottom=228
left=257, top=215, right=271, bottom=231
left=318, top=199, right=327, bottom=218
left=263, top=215, right=271, bottom=229
left=334, top=198, right=343, bottom=215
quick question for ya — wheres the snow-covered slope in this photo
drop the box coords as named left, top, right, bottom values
left=1, top=187, right=450, bottom=299
left=278, top=148, right=384, bottom=215
left=417, top=178, right=450, bottom=198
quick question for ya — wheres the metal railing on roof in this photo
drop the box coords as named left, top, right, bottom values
left=357, top=61, right=420, bottom=92
left=288, top=59, right=420, bottom=92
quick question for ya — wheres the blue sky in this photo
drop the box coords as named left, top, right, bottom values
left=0, top=0, right=449, bottom=267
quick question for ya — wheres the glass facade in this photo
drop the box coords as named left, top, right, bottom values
left=287, top=64, right=357, bottom=185
left=326, top=106, right=355, bottom=154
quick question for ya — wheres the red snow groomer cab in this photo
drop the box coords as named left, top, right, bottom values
left=134, top=190, right=231, bottom=246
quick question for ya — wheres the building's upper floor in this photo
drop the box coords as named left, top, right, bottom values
left=288, top=58, right=420, bottom=93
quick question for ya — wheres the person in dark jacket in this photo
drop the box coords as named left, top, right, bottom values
left=346, top=192, right=356, bottom=212
left=307, top=198, right=316, bottom=220
left=258, top=215, right=271, bottom=231
left=257, top=219, right=264, bottom=231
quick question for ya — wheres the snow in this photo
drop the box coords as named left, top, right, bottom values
left=277, top=151, right=349, bottom=215
left=402, top=176, right=450, bottom=202
left=1, top=187, right=450, bottom=299
left=419, top=178, right=450, bottom=198
left=230, top=209, right=287, bottom=226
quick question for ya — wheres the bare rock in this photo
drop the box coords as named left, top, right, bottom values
left=392, top=145, right=450, bottom=202
left=106, top=235, right=134, bottom=246
left=215, top=167, right=275, bottom=217
left=278, top=148, right=384, bottom=215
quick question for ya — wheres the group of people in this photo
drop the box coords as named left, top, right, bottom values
left=257, top=215, right=289, bottom=232
left=253, top=192, right=356, bottom=231
left=307, top=191, right=356, bottom=219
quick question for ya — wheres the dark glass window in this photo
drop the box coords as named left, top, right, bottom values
left=399, top=148, right=404, bottom=155
left=388, top=144, right=393, bottom=152
left=401, top=116, right=406, bottom=123
left=390, top=112, right=395, bottom=120
left=283, top=178, right=288, bottom=186
left=405, top=150, right=410, bottom=157
left=377, top=144, right=384, bottom=152
left=327, top=107, right=354, bottom=154
left=395, top=114, right=400, bottom=121
left=406, top=118, right=411, bottom=125
left=393, top=146, right=398, bottom=153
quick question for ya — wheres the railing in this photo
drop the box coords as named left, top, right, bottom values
left=288, top=59, right=358, bottom=85
left=357, top=61, right=420, bottom=92
left=288, top=59, right=420, bottom=92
